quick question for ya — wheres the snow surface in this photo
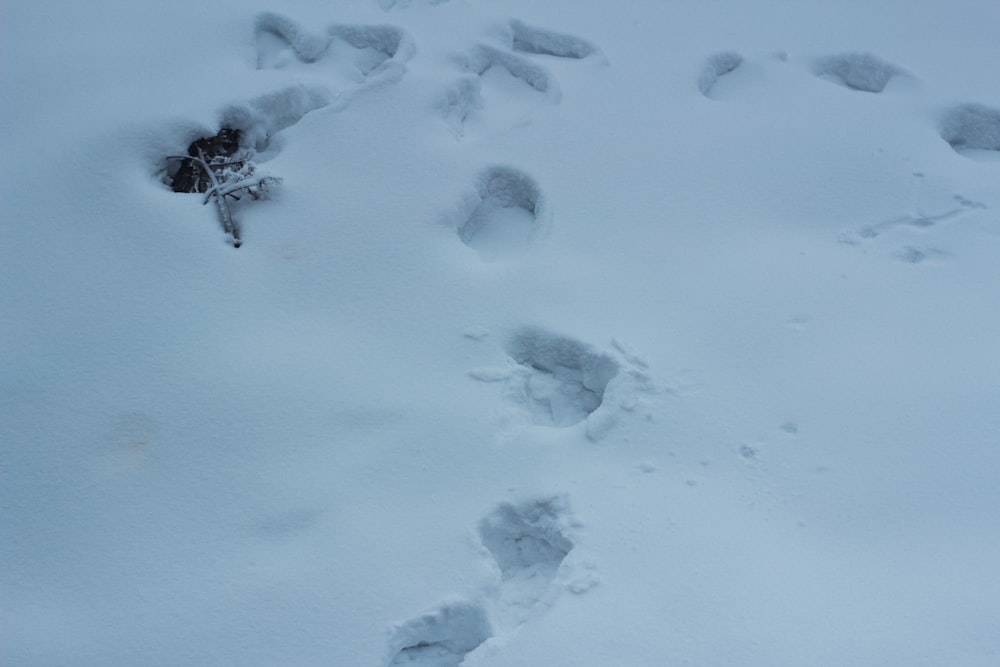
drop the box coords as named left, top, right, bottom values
left=2, top=1, right=999, bottom=665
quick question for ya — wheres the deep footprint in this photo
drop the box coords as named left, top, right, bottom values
left=505, top=328, right=619, bottom=427
left=812, top=52, right=903, bottom=93
left=940, top=104, right=1000, bottom=156
left=479, top=497, right=574, bottom=625
left=387, top=603, right=492, bottom=667
left=507, top=19, right=600, bottom=60
left=697, top=51, right=743, bottom=97
left=457, top=167, right=545, bottom=260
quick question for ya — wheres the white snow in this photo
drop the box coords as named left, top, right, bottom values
left=2, top=1, right=999, bottom=665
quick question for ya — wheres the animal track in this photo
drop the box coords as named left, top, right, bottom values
left=840, top=185, right=986, bottom=263
left=255, top=13, right=414, bottom=94
left=479, top=497, right=574, bottom=626
left=505, top=328, right=620, bottom=427
left=456, top=166, right=546, bottom=260
left=506, top=19, right=601, bottom=60
left=387, top=603, right=492, bottom=666
left=697, top=51, right=743, bottom=97
left=895, top=246, right=950, bottom=264
left=812, top=52, right=903, bottom=93
left=940, top=104, right=1000, bottom=156
left=845, top=194, right=986, bottom=243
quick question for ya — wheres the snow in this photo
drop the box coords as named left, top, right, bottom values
left=2, top=0, right=999, bottom=665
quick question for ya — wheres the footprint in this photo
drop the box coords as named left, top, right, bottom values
left=697, top=51, right=743, bottom=97
left=384, top=498, right=578, bottom=662
left=505, top=19, right=602, bottom=60
left=443, top=46, right=559, bottom=137
left=811, top=52, right=904, bottom=93
left=387, top=603, right=492, bottom=667
left=255, top=13, right=414, bottom=94
left=504, top=328, right=620, bottom=427
left=478, top=497, right=574, bottom=626
left=940, top=104, right=1000, bottom=158
left=455, top=166, right=547, bottom=261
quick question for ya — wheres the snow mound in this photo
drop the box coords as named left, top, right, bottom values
left=458, top=45, right=558, bottom=99
left=506, top=19, right=601, bottom=60
left=220, top=85, right=331, bottom=153
left=255, top=12, right=332, bottom=65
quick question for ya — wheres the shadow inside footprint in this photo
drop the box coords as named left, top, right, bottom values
left=479, top=497, right=573, bottom=626
left=458, top=167, right=544, bottom=260
left=388, top=603, right=492, bottom=667
left=479, top=499, right=573, bottom=580
left=507, top=19, right=600, bottom=60
left=812, top=52, right=902, bottom=93
left=505, top=328, right=619, bottom=427
left=940, top=104, right=1000, bottom=157
left=698, top=51, right=744, bottom=98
